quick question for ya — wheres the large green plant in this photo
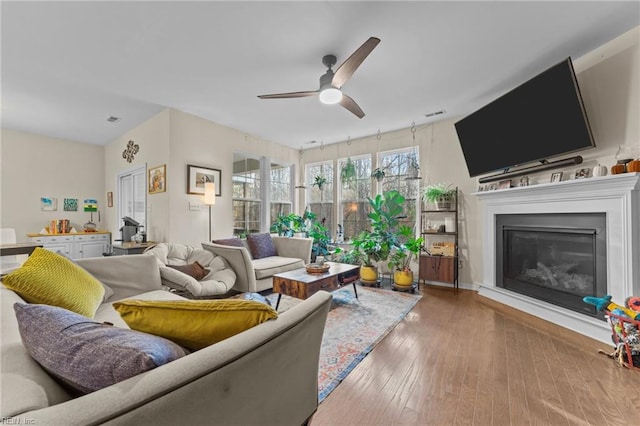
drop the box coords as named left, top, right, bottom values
left=351, top=190, right=406, bottom=266
left=388, top=225, right=424, bottom=272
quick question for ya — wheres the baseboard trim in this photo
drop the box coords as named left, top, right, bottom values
left=477, top=284, right=611, bottom=344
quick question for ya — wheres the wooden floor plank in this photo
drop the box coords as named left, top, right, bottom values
left=311, top=285, right=640, bottom=425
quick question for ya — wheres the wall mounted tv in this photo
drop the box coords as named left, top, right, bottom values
left=454, top=57, right=595, bottom=178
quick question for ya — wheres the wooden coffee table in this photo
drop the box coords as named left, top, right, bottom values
left=272, top=262, right=360, bottom=310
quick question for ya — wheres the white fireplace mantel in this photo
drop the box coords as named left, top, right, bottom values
left=475, top=173, right=640, bottom=343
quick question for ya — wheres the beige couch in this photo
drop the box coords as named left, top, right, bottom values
left=202, top=236, right=312, bottom=293
left=1, top=254, right=332, bottom=425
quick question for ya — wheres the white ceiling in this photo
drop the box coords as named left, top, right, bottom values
left=2, top=1, right=638, bottom=149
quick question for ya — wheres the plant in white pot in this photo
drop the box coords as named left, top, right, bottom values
left=422, top=183, right=456, bottom=210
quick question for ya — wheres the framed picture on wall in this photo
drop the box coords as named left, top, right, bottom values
left=187, top=164, right=221, bottom=196
left=148, top=164, right=166, bottom=194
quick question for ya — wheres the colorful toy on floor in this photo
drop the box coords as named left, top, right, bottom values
left=585, top=294, right=640, bottom=370
left=582, top=294, right=640, bottom=320
left=626, top=296, right=640, bottom=313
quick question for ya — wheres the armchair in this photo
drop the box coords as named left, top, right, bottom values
left=202, top=236, right=312, bottom=293
left=144, top=243, right=236, bottom=297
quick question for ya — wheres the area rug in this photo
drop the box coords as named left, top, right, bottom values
left=267, top=285, right=421, bottom=402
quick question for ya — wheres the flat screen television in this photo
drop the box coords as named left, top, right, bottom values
left=454, top=57, right=595, bottom=178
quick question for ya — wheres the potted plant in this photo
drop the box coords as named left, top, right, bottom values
left=407, top=155, right=420, bottom=179
left=312, top=175, right=327, bottom=191
left=351, top=190, right=405, bottom=285
left=422, top=183, right=455, bottom=210
left=371, top=167, right=386, bottom=182
left=341, top=158, right=356, bottom=184
left=387, top=225, right=423, bottom=290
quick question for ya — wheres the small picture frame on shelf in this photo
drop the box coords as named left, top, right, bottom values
left=575, top=168, right=590, bottom=179
left=497, top=179, right=512, bottom=189
left=489, top=183, right=498, bottom=191
left=550, top=172, right=563, bottom=183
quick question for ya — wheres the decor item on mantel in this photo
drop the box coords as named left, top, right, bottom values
left=611, top=144, right=637, bottom=174
left=422, top=183, right=455, bottom=210
left=122, top=140, right=139, bottom=163
left=592, top=164, right=608, bottom=177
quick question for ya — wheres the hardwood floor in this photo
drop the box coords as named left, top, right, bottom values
left=311, top=284, right=640, bottom=425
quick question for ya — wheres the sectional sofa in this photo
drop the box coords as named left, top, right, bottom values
left=1, top=254, right=332, bottom=425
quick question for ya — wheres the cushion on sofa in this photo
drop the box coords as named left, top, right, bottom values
left=2, top=248, right=105, bottom=317
left=212, top=238, right=245, bottom=247
left=167, top=262, right=209, bottom=280
left=113, top=299, right=278, bottom=351
left=14, top=303, right=188, bottom=395
left=252, top=257, right=306, bottom=280
left=246, top=233, right=277, bottom=259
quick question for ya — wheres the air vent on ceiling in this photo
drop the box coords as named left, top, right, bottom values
left=424, top=109, right=446, bottom=118
left=107, top=116, right=121, bottom=123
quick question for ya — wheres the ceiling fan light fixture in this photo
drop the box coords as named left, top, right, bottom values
left=319, top=87, right=342, bottom=105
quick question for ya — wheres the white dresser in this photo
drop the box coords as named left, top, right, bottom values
left=28, top=231, right=111, bottom=260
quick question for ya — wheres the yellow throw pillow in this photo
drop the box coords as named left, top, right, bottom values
left=113, top=299, right=278, bottom=351
left=2, top=247, right=105, bottom=317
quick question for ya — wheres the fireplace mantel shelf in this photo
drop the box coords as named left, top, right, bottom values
left=475, top=172, right=640, bottom=344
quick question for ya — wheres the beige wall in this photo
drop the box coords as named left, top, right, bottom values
left=302, top=26, right=640, bottom=288
left=0, top=129, right=104, bottom=241
left=103, top=108, right=298, bottom=246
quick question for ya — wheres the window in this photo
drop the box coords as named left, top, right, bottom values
left=378, top=148, right=420, bottom=230
left=232, top=154, right=261, bottom=236
left=338, top=155, right=371, bottom=240
left=270, top=162, right=293, bottom=228
left=306, top=161, right=333, bottom=238
left=117, top=165, right=146, bottom=233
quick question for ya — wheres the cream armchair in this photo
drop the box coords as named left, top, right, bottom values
left=202, top=236, right=312, bottom=293
left=144, top=243, right=236, bottom=297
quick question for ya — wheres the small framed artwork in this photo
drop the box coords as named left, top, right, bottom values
left=63, top=198, right=78, bottom=211
left=187, top=164, right=221, bottom=196
left=107, top=192, right=113, bottom=207
left=550, top=172, right=563, bottom=183
left=148, top=164, right=166, bottom=194
left=498, top=179, right=512, bottom=189
left=575, top=168, right=590, bottom=179
left=41, top=197, right=57, bottom=211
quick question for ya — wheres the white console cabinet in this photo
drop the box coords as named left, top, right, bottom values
left=28, top=232, right=111, bottom=260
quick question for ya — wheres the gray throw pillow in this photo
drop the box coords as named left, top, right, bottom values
left=246, top=233, right=277, bottom=259
left=212, top=238, right=245, bottom=247
left=14, top=303, right=189, bottom=395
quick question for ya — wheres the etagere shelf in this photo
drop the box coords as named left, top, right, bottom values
left=419, top=188, right=459, bottom=292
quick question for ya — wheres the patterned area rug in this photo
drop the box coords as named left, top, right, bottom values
left=267, top=285, right=421, bottom=402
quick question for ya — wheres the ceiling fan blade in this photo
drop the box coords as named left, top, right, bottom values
left=340, top=94, right=365, bottom=119
left=332, top=37, right=380, bottom=89
left=257, top=91, right=317, bottom=99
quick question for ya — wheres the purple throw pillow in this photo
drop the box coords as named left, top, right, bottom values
left=212, top=238, right=245, bottom=248
left=246, top=233, right=277, bottom=259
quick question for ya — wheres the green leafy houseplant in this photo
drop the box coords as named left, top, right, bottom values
left=312, top=175, right=327, bottom=191
left=340, top=158, right=356, bottom=183
left=422, top=183, right=455, bottom=210
left=388, top=225, right=424, bottom=272
left=371, top=167, right=386, bottom=182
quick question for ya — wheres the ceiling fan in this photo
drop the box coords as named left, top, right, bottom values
left=257, top=37, right=381, bottom=119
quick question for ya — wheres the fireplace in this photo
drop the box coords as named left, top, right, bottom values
left=496, top=213, right=606, bottom=318
left=476, top=173, right=640, bottom=344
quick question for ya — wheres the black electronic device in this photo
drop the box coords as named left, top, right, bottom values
left=122, top=216, right=140, bottom=227
left=454, top=57, right=595, bottom=178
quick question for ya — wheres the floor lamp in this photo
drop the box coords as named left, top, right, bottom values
left=204, top=182, right=216, bottom=242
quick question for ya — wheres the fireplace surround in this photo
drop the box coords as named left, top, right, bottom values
left=476, top=173, right=640, bottom=343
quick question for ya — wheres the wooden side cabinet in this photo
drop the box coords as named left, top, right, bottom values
left=419, top=255, right=455, bottom=283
